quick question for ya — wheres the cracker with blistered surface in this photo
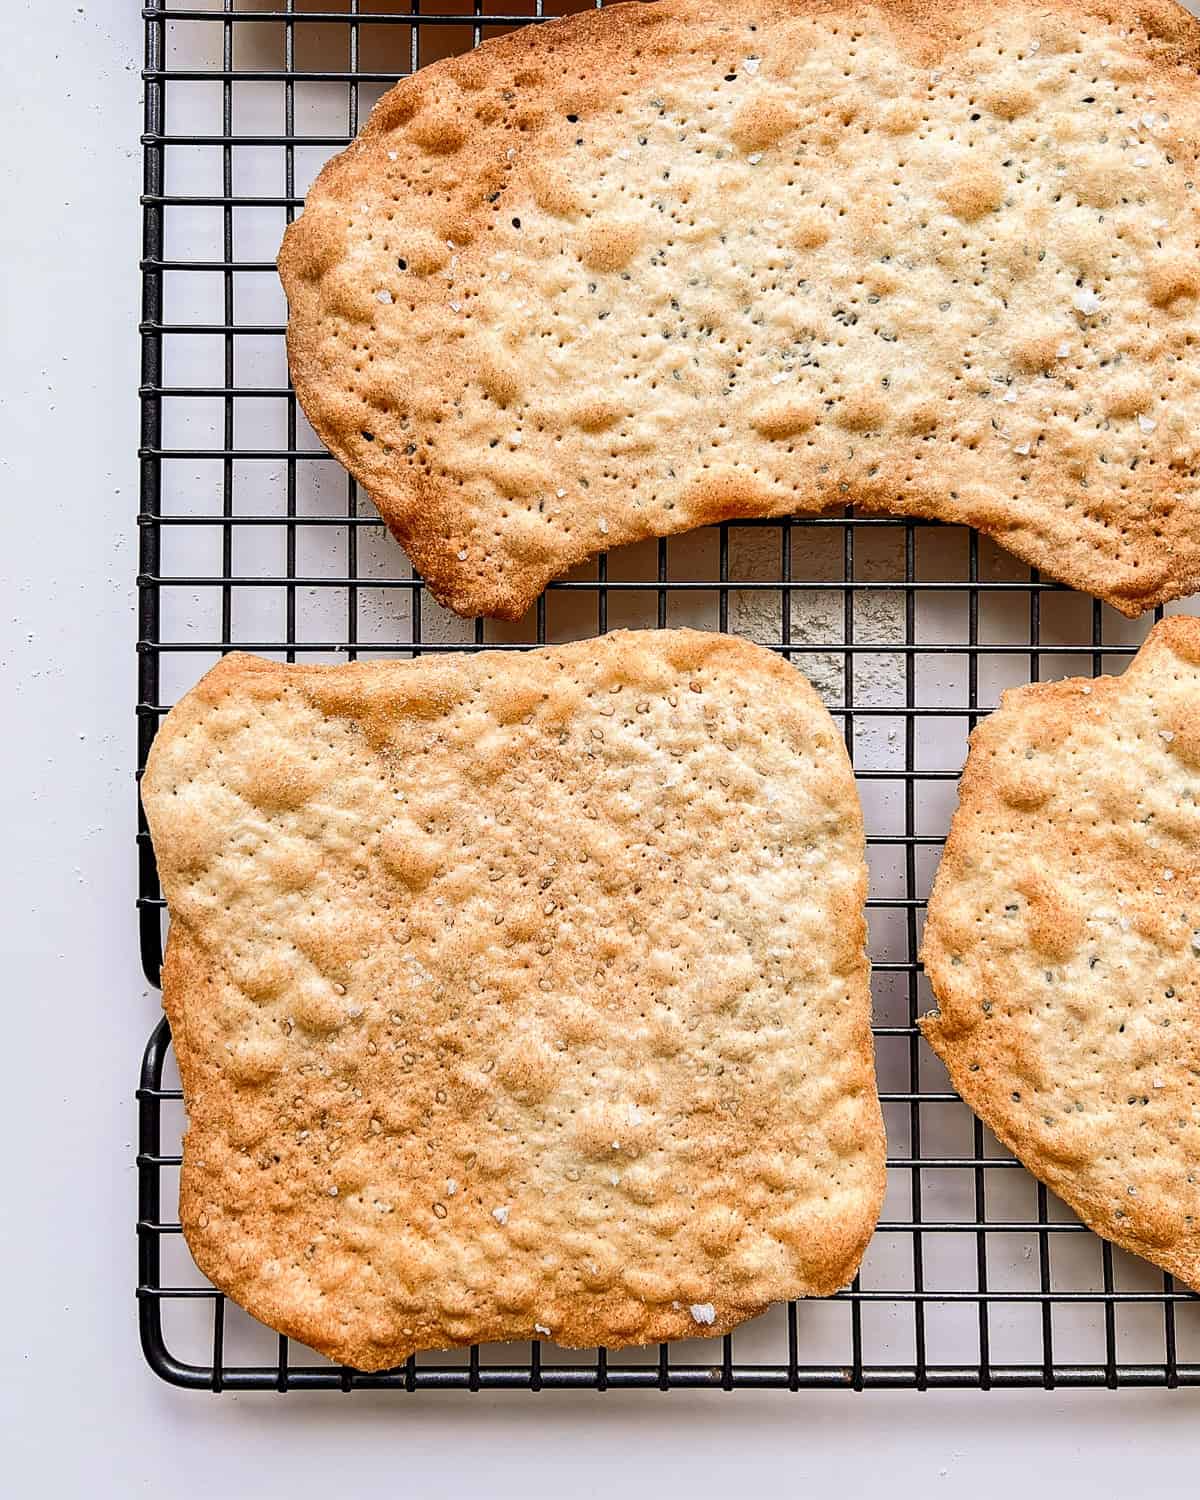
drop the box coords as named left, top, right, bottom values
left=280, top=0, right=1200, bottom=620
left=142, top=630, right=884, bottom=1370
left=922, top=616, right=1200, bottom=1289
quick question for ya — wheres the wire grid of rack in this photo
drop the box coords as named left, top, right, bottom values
left=136, top=0, right=1200, bottom=1392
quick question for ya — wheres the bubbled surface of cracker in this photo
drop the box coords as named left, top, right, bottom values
left=142, top=630, right=884, bottom=1371
left=922, top=615, right=1200, bottom=1289
left=280, top=0, right=1200, bottom=621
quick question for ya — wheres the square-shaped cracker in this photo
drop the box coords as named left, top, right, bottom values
left=142, top=630, right=884, bottom=1369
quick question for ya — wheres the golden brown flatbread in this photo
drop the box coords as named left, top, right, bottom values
left=142, top=631, right=884, bottom=1370
left=280, top=0, right=1200, bottom=620
left=922, top=615, right=1200, bottom=1289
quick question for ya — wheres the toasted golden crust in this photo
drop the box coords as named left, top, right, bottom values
left=922, top=615, right=1200, bottom=1289
left=142, top=631, right=884, bottom=1370
left=280, top=0, right=1200, bottom=620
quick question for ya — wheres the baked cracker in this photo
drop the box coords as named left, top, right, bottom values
left=922, top=615, right=1200, bottom=1289
left=142, top=630, right=884, bottom=1370
left=280, top=0, right=1200, bottom=620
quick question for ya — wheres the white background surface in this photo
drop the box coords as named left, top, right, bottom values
left=2, top=2, right=1199, bottom=1494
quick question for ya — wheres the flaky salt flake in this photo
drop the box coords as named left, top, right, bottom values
left=747, top=152, right=763, bottom=164
left=1164, top=869, right=1175, bottom=882
left=492, top=1205, right=509, bottom=1225
left=1013, top=442, right=1031, bottom=456
left=1028, top=38, right=1041, bottom=51
left=610, top=1173, right=621, bottom=1186
left=375, top=289, right=393, bottom=304
left=616, top=147, right=632, bottom=160
left=770, top=371, right=788, bottom=384
left=1138, top=414, right=1157, bottom=433
left=743, top=56, right=761, bottom=73
left=690, top=1303, right=716, bottom=1325
left=499, top=270, right=511, bottom=282
left=457, top=549, right=469, bottom=561
left=535, top=1323, right=552, bottom=1336
left=1073, top=287, right=1102, bottom=315
left=1002, top=389, right=1018, bottom=404
left=387, top=149, right=398, bottom=161
left=446, top=1178, right=458, bottom=1196
left=1160, top=729, right=1175, bottom=742
left=1081, top=684, right=1092, bottom=694
left=1056, top=342, right=1071, bottom=359
left=329, top=1185, right=339, bottom=1197
left=1154, top=1079, right=1165, bottom=1089
left=1133, top=154, right=1152, bottom=168
left=598, top=517, right=609, bottom=534
left=555, top=487, right=566, bottom=498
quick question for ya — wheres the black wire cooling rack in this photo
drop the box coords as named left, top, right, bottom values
left=136, top=0, right=1200, bottom=1391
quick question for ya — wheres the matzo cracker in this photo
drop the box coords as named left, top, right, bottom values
left=143, top=631, right=884, bottom=1369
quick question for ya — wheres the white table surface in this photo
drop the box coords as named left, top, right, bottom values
left=4, top=2, right=1199, bottom=1494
